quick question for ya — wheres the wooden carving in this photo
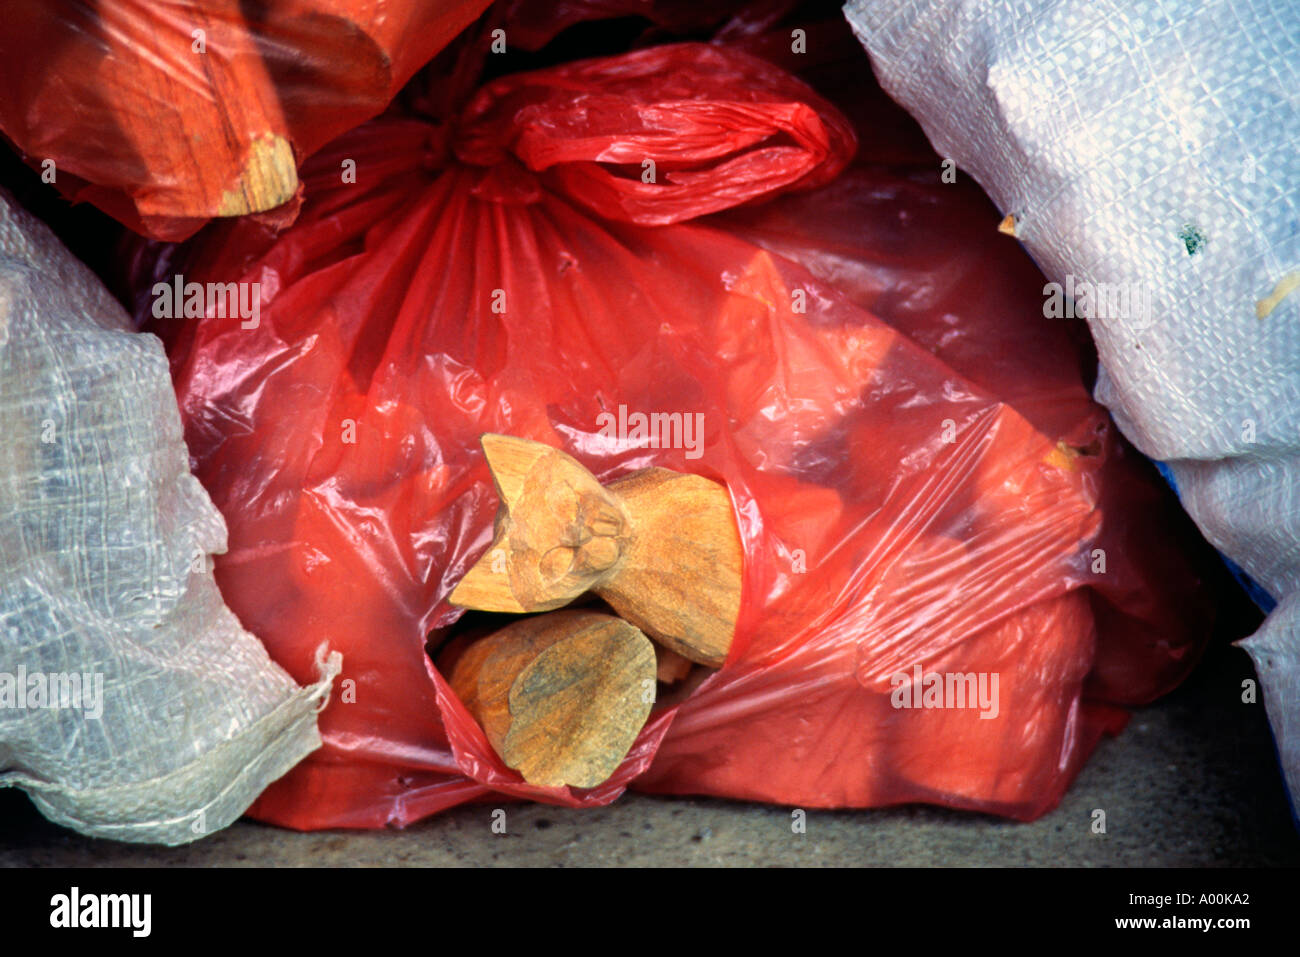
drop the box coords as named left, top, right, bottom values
left=449, top=434, right=743, bottom=667
left=447, top=610, right=656, bottom=789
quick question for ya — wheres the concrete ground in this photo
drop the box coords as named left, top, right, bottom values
left=2, top=640, right=1296, bottom=867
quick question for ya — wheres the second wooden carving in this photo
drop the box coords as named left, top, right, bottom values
left=447, top=610, right=657, bottom=789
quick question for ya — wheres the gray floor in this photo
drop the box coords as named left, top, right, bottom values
left=2, top=642, right=1296, bottom=867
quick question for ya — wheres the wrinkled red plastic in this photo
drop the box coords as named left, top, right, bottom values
left=0, top=0, right=491, bottom=240
left=137, top=41, right=1214, bottom=827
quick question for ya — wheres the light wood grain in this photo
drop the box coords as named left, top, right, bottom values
left=450, top=434, right=742, bottom=666
left=448, top=611, right=656, bottom=789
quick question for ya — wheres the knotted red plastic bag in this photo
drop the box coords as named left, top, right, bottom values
left=136, top=41, right=1213, bottom=827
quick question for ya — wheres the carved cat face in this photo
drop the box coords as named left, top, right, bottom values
left=450, top=435, right=629, bottom=612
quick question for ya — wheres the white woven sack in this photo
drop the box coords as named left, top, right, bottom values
left=0, top=189, right=338, bottom=844
left=846, top=0, right=1299, bottom=812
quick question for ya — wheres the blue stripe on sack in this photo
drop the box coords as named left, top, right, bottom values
left=1151, top=461, right=1295, bottom=828
left=1151, top=460, right=1278, bottom=614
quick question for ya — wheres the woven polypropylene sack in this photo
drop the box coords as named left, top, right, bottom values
left=0, top=189, right=337, bottom=844
left=844, top=0, right=1300, bottom=811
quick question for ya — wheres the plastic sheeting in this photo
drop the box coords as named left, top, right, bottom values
left=129, top=40, right=1217, bottom=827
left=0, top=0, right=491, bottom=240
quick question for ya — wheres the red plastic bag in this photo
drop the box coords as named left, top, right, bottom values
left=0, top=0, right=490, bottom=240
left=136, top=41, right=1213, bottom=827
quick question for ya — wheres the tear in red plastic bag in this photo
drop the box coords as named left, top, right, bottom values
left=135, top=41, right=1214, bottom=827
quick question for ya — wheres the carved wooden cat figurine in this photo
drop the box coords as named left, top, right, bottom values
left=449, top=434, right=743, bottom=666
